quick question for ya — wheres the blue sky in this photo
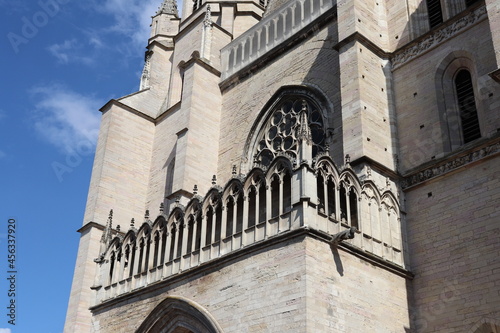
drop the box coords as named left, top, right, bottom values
left=0, top=0, right=176, bottom=331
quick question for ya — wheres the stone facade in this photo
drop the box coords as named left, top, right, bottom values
left=65, top=0, right=500, bottom=332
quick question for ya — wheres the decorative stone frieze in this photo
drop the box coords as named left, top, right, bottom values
left=392, top=5, right=487, bottom=69
left=401, top=140, right=500, bottom=189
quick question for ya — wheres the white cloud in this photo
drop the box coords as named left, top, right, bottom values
left=47, top=39, right=94, bottom=65
left=30, top=84, right=102, bottom=154
left=95, top=0, right=160, bottom=47
left=0, top=328, right=12, bottom=333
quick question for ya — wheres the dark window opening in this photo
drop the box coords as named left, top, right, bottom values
left=205, top=207, right=213, bottom=246
left=426, top=0, right=443, bottom=28
left=248, top=187, right=256, bottom=228
left=455, top=69, right=481, bottom=143
left=349, top=188, right=358, bottom=229
left=258, top=182, right=266, bottom=223
left=226, top=197, right=234, bottom=237
left=283, top=173, right=292, bottom=213
left=214, top=204, right=222, bottom=242
left=465, top=0, right=479, bottom=7
left=317, top=174, right=325, bottom=213
left=271, top=176, right=280, bottom=217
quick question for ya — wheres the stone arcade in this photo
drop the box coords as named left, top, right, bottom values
left=65, top=0, right=500, bottom=331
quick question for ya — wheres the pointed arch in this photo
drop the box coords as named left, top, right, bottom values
left=435, top=51, right=482, bottom=152
left=242, top=85, right=332, bottom=173
left=136, top=296, right=223, bottom=333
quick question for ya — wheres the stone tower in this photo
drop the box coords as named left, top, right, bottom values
left=64, top=0, right=500, bottom=331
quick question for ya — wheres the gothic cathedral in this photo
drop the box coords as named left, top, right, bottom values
left=65, top=0, right=500, bottom=331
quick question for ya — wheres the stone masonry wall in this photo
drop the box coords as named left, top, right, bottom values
left=394, top=19, right=500, bottom=173
left=90, top=233, right=411, bottom=332
left=405, top=156, right=500, bottom=332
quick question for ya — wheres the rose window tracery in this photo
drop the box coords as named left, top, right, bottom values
left=254, top=97, right=325, bottom=166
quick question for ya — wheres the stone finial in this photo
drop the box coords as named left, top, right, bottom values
left=386, top=177, right=390, bottom=189
left=175, top=196, right=181, bottom=205
left=366, top=165, right=371, bottom=179
left=159, top=202, right=164, bottom=214
left=193, top=184, right=198, bottom=195
left=345, top=154, right=351, bottom=164
left=212, top=175, right=217, bottom=186
left=101, top=209, right=113, bottom=243
left=144, top=209, right=150, bottom=221
left=156, top=0, right=178, bottom=16
left=232, top=165, right=237, bottom=176
left=203, top=5, right=212, bottom=27
left=253, top=153, right=259, bottom=164
left=116, top=225, right=121, bottom=232
left=96, top=209, right=114, bottom=263
left=297, top=100, right=312, bottom=145
left=130, top=218, right=135, bottom=229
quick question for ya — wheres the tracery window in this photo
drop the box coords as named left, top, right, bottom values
left=254, top=97, right=325, bottom=166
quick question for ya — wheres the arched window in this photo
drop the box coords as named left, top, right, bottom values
left=327, top=177, right=336, bottom=219
left=226, top=196, right=235, bottom=237
left=169, top=225, right=176, bottom=261
left=186, top=216, right=194, bottom=254
left=349, top=188, right=358, bottom=229
left=455, top=69, right=481, bottom=143
left=109, top=251, right=116, bottom=284
left=138, top=238, right=145, bottom=274
left=176, top=222, right=184, bottom=258
left=205, top=206, right=213, bottom=246
left=195, top=212, right=202, bottom=250
left=283, top=172, right=292, bottom=213
left=248, top=91, right=326, bottom=168
left=317, top=173, right=325, bottom=214
left=340, top=184, right=347, bottom=222
left=271, top=175, right=280, bottom=218
left=436, top=54, right=482, bottom=152
left=258, top=181, right=266, bottom=223
left=160, top=228, right=167, bottom=265
left=426, top=0, right=443, bottom=28
left=248, top=187, right=257, bottom=227
left=214, top=204, right=222, bottom=242
left=236, top=193, right=244, bottom=233
left=153, top=231, right=160, bottom=267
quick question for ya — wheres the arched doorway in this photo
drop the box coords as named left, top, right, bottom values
left=136, top=296, right=223, bottom=333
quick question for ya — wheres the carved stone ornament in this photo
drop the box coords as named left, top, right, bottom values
left=392, top=5, right=487, bottom=69
left=401, top=141, right=500, bottom=189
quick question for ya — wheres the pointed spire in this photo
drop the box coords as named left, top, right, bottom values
left=193, top=184, right=198, bottom=195
left=156, top=0, right=178, bottom=16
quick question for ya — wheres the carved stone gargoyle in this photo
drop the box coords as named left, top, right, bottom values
left=330, top=227, right=357, bottom=246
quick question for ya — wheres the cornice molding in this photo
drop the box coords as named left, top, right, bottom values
left=401, top=138, right=500, bottom=190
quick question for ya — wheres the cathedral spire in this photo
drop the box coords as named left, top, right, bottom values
left=156, top=0, right=178, bottom=16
